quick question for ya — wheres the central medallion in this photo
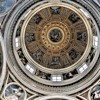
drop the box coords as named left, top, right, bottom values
left=41, top=21, right=70, bottom=51
left=49, top=28, right=62, bottom=43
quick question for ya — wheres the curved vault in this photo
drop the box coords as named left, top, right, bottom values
left=0, top=0, right=100, bottom=100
